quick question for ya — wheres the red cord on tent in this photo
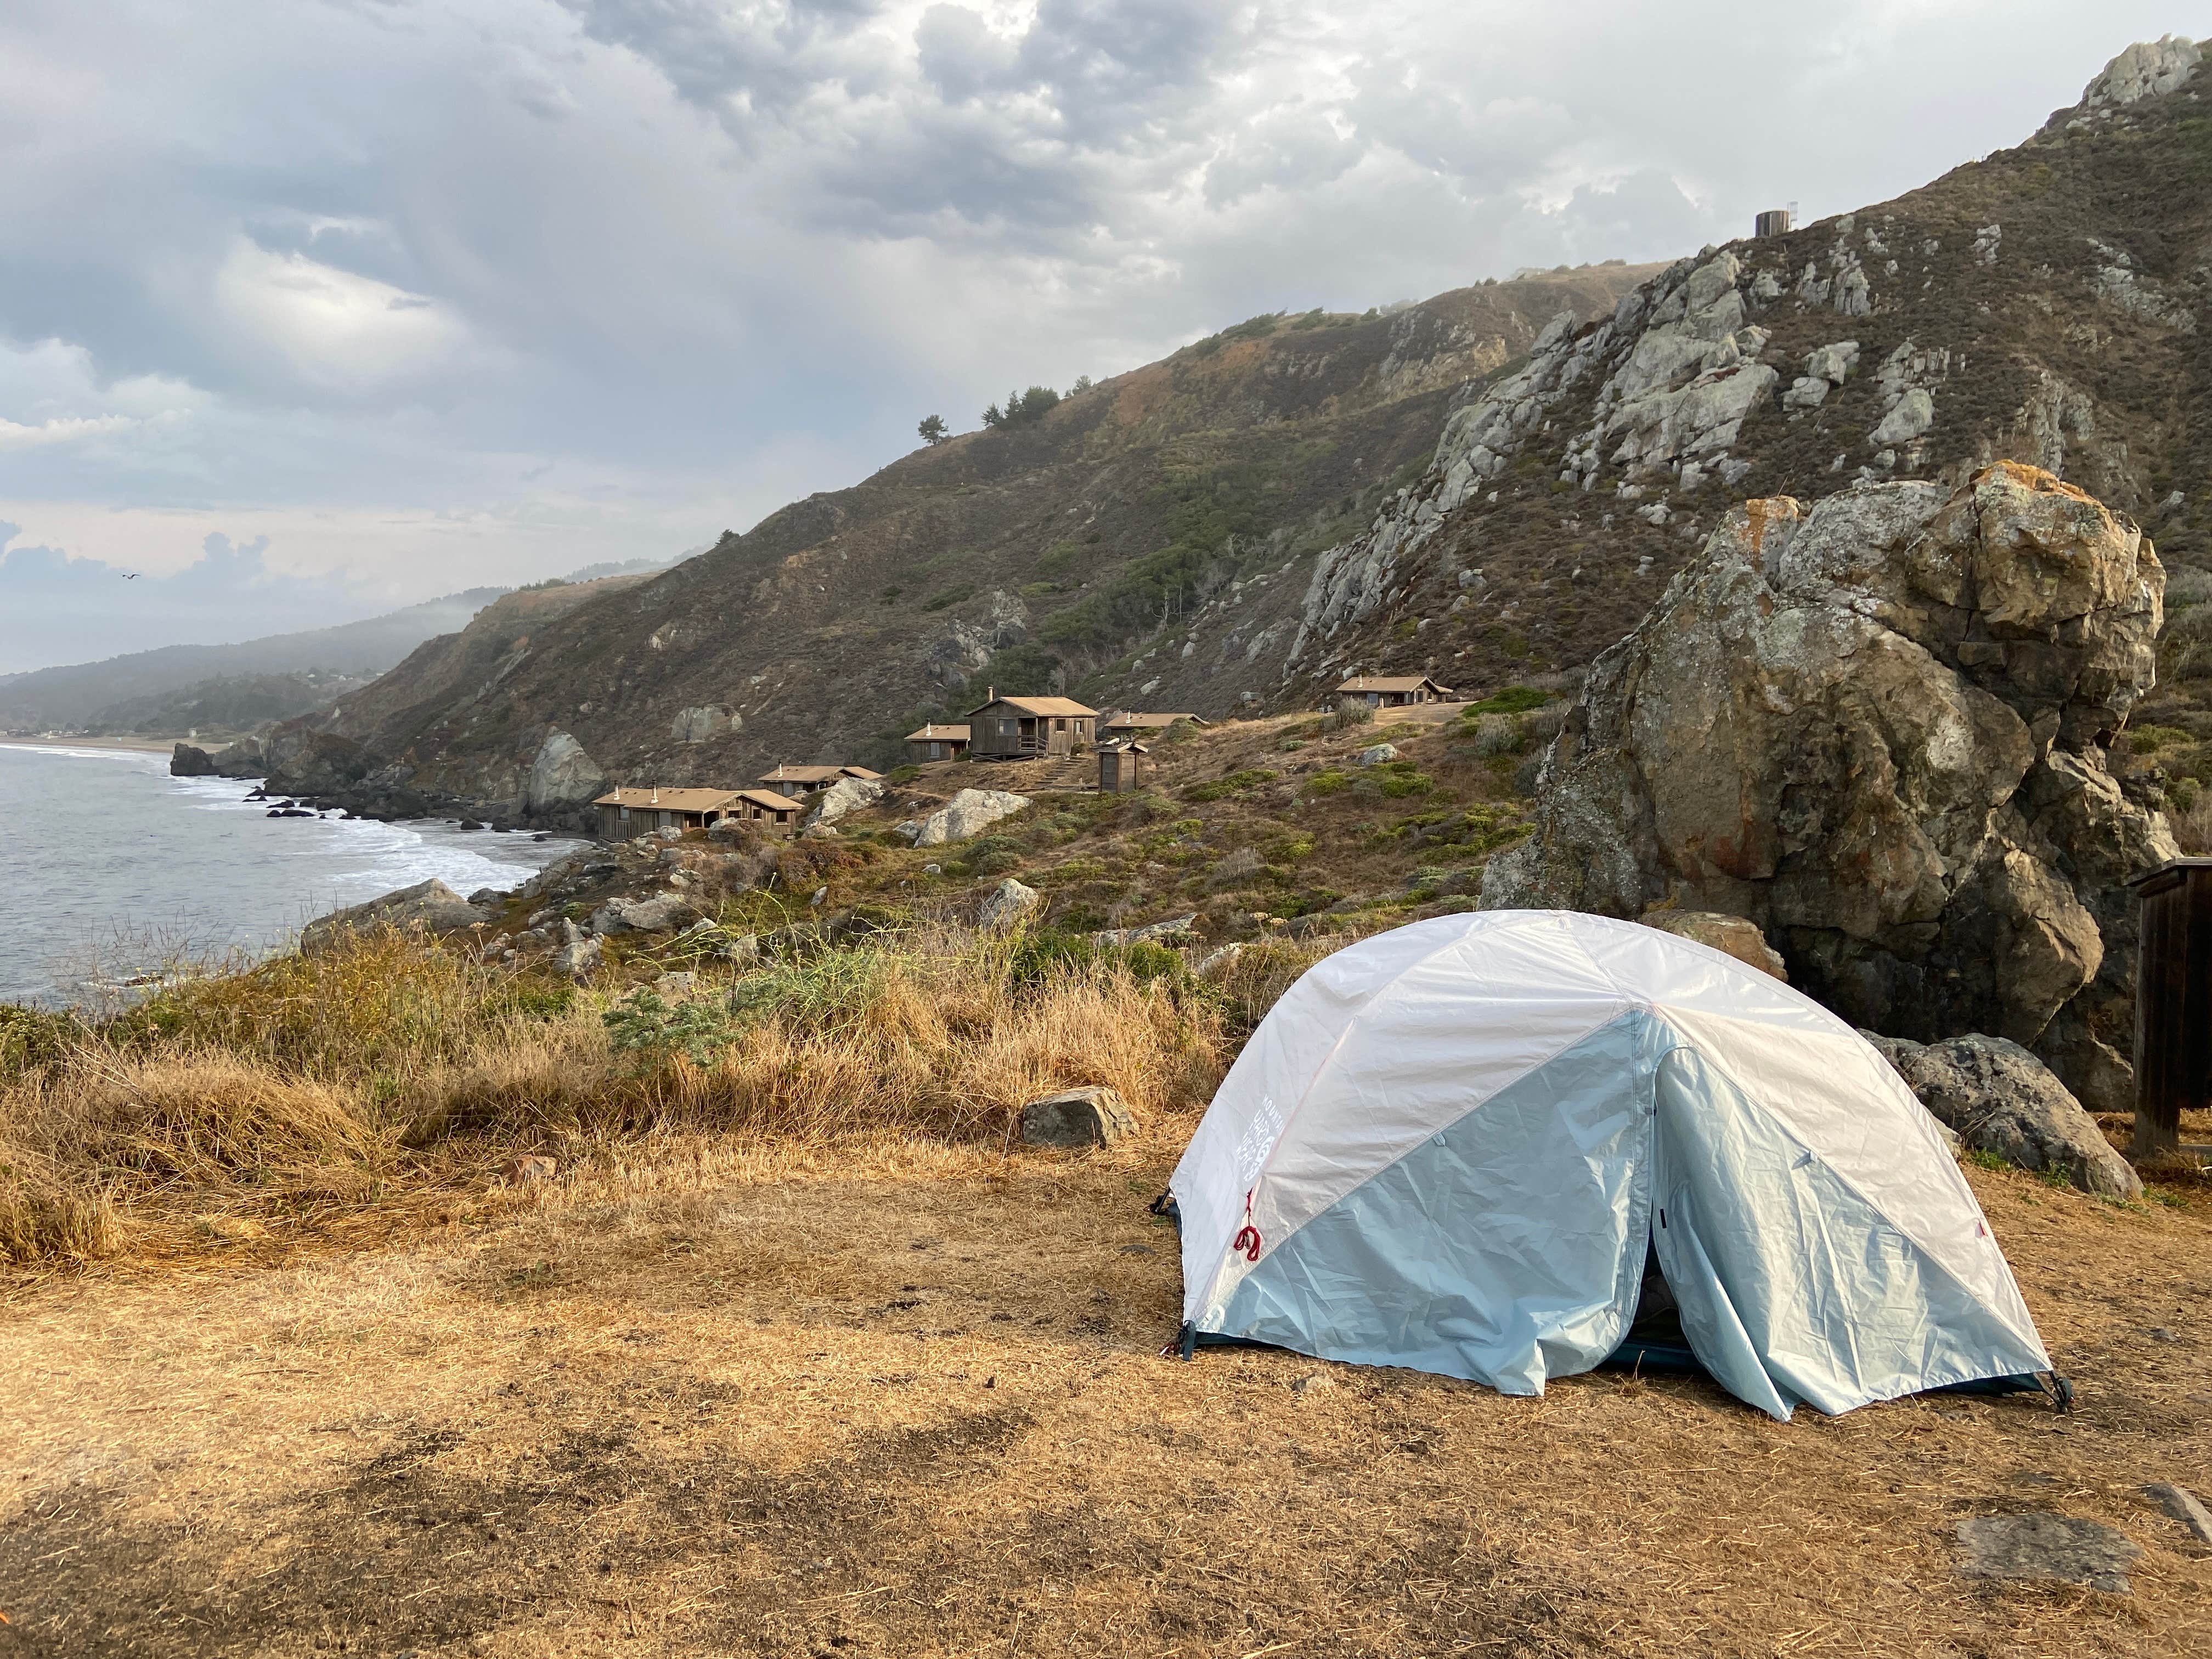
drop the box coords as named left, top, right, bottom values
left=1233, top=1225, right=1262, bottom=1262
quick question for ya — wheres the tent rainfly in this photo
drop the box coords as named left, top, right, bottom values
left=1169, top=910, right=2059, bottom=1420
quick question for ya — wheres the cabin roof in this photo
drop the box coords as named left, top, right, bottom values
left=1336, top=675, right=1454, bottom=695
left=759, top=763, right=882, bottom=785
left=1103, top=712, right=1206, bottom=729
left=905, top=723, right=970, bottom=742
left=592, top=787, right=743, bottom=811
left=964, top=695, right=1098, bottom=718
left=731, top=788, right=802, bottom=812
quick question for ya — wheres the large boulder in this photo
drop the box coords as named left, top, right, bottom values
left=590, top=893, right=696, bottom=936
left=1875, top=1033, right=2142, bottom=1198
left=301, top=878, right=487, bottom=955
left=910, top=787, right=1031, bottom=848
left=170, top=742, right=217, bottom=777
left=977, top=877, right=1042, bottom=931
left=1485, top=465, right=2176, bottom=1111
left=1019, top=1086, right=1138, bottom=1149
left=806, top=775, right=885, bottom=828
left=524, top=731, right=606, bottom=815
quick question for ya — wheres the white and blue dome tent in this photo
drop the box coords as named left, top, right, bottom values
left=1168, top=910, right=2063, bottom=1420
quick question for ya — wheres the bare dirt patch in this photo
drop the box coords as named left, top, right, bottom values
left=3, top=1130, right=2207, bottom=1658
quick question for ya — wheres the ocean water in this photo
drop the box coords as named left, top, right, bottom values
left=0, top=743, right=584, bottom=1007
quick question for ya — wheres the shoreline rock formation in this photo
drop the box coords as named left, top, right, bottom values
left=1484, top=463, right=2177, bottom=1111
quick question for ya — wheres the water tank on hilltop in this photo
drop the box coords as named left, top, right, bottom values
left=1754, top=208, right=1794, bottom=239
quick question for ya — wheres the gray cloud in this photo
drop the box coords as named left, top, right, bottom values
left=0, top=0, right=2200, bottom=670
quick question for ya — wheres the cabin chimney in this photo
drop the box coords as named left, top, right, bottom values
left=987, top=685, right=995, bottom=701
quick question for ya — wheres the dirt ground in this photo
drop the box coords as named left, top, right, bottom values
left=3, top=1124, right=2207, bottom=1658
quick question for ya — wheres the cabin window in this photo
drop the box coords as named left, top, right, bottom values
left=619, top=806, right=630, bottom=821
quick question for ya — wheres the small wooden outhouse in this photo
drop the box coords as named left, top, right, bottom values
left=2129, top=857, right=2212, bottom=1156
left=1097, top=740, right=1148, bottom=794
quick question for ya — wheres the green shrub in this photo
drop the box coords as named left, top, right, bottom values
left=1463, top=685, right=1551, bottom=716
left=1184, top=768, right=1279, bottom=803
left=922, top=584, right=977, bottom=612
left=602, top=989, right=746, bottom=1071
left=1306, top=769, right=1350, bottom=796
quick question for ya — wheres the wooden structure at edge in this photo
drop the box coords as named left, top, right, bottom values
left=2129, top=856, right=2212, bottom=1156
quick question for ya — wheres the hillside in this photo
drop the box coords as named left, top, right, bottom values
left=0, top=587, right=506, bottom=734
left=1162, top=36, right=2212, bottom=736
left=77, top=670, right=372, bottom=738
left=280, top=268, right=1661, bottom=810
left=286, top=37, right=2210, bottom=835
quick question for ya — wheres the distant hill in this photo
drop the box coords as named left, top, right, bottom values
left=76, top=670, right=374, bottom=738
left=0, top=554, right=682, bottom=734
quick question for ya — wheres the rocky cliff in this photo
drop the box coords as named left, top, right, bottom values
left=1483, top=463, right=2176, bottom=1113
left=1132, top=37, right=2210, bottom=733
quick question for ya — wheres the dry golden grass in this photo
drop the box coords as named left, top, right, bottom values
left=1, top=1129, right=2204, bottom=1657
left=0, top=922, right=1246, bottom=1270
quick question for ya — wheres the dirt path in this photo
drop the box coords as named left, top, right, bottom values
left=2, top=1134, right=2207, bottom=1657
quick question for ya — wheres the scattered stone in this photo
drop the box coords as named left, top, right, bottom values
left=1193, top=944, right=1246, bottom=979
left=1118, top=1244, right=1156, bottom=1256
left=1020, top=1086, right=1138, bottom=1149
left=501, top=1155, right=558, bottom=1187
left=1357, top=743, right=1399, bottom=766
left=1092, top=913, right=1198, bottom=947
left=301, top=878, right=487, bottom=955
left=977, top=877, right=1042, bottom=931
left=553, top=935, right=602, bottom=980
left=466, top=887, right=504, bottom=906
left=1871, top=387, right=1935, bottom=445
left=1955, top=1514, right=2140, bottom=1594
left=1877, top=1035, right=2143, bottom=1198
left=911, top=788, right=1033, bottom=847
left=1291, top=1372, right=1336, bottom=1396
left=590, top=893, right=695, bottom=936
left=922, top=862, right=943, bottom=876
left=1637, top=909, right=1788, bottom=981
left=2143, top=1482, right=2212, bottom=1543
left=657, top=972, right=699, bottom=997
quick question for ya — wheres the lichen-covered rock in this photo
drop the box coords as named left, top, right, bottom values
left=301, top=878, right=486, bottom=955
left=1484, top=464, right=2175, bottom=1110
left=910, top=787, right=1031, bottom=847
left=1875, top=1032, right=2142, bottom=1197
left=2082, top=35, right=2202, bottom=108
left=1637, top=910, right=1787, bottom=980
left=1019, top=1086, right=1138, bottom=1149
left=590, top=893, right=696, bottom=936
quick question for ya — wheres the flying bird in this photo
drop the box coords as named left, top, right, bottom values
left=120, top=572, right=138, bottom=579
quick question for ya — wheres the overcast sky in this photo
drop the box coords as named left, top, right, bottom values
left=1, top=2, right=2204, bottom=671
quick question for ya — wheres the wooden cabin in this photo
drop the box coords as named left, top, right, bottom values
left=727, top=787, right=804, bottom=834
left=593, top=786, right=745, bottom=839
left=757, top=763, right=884, bottom=799
left=963, top=689, right=1097, bottom=760
left=1097, top=740, right=1148, bottom=794
left=904, top=723, right=970, bottom=763
left=1101, top=711, right=1207, bottom=741
left=1335, top=674, right=1455, bottom=709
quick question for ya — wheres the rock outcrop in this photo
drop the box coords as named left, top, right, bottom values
left=670, top=705, right=740, bottom=744
left=1870, top=1032, right=2142, bottom=1198
left=170, top=742, right=217, bottom=777
left=300, top=878, right=487, bottom=956
left=977, top=877, right=1042, bottom=931
left=524, top=731, right=606, bottom=815
left=909, top=788, right=1032, bottom=848
left=1637, top=910, right=1788, bottom=980
left=1485, top=464, right=2176, bottom=1110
